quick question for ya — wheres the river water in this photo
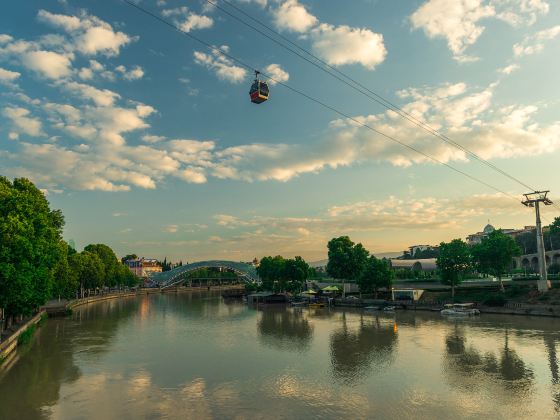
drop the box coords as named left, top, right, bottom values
left=1, top=291, right=560, bottom=419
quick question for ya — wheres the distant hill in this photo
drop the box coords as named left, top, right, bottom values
left=309, top=259, right=328, bottom=268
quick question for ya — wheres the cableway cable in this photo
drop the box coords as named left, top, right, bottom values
left=123, top=0, right=540, bottom=208
left=204, top=0, right=540, bottom=194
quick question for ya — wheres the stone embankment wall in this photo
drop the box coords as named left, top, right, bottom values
left=0, top=310, right=46, bottom=370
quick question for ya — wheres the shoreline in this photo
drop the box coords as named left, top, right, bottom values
left=0, top=285, right=242, bottom=371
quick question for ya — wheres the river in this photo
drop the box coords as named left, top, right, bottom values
left=1, top=291, right=559, bottom=419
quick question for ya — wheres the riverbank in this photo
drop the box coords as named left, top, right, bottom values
left=0, top=311, right=46, bottom=371
left=1, top=285, right=242, bottom=370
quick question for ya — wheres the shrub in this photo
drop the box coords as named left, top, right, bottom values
left=17, top=325, right=36, bottom=346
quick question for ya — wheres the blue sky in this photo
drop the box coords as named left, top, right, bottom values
left=1, top=0, right=559, bottom=262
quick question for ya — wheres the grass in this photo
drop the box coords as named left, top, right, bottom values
left=17, top=324, right=36, bottom=346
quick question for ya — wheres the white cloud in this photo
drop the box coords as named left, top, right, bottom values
left=264, top=64, right=289, bottom=85
left=410, top=0, right=550, bottom=61
left=492, top=0, right=549, bottom=26
left=21, top=50, right=73, bottom=79
left=310, top=24, right=387, bottom=69
left=142, top=134, right=166, bottom=143
left=115, top=64, right=145, bottom=80
left=179, top=14, right=214, bottom=32
left=271, top=1, right=386, bottom=70
left=499, top=63, right=520, bottom=74
left=177, top=167, right=207, bottom=184
left=61, top=81, right=120, bottom=106
left=38, top=9, right=134, bottom=56
left=2, top=107, right=44, bottom=137
left=78, top=59, right=115, bottom=81
left=164, top=224, right=179, bottom=233
left=513, top=25, right=560, bottom=57
left=0, top=34, right=14, bottom=44
left=273, top=0, right=317, bottom=33
left=161, top=6, right=213, bottom=32
left=410, top=0, right=495, bottom=61
left=193, top=46, right=247, bottom=83
left=37, top=9, right=82, bottom=32
left=0, top=67, right=20, bottom=81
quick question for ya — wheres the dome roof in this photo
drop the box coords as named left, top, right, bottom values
left=483, top=224, right=495, bottom=234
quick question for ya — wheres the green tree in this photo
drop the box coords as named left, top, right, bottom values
left=515, top=231, right=536, bottom=254
left=472, top=230, right=521, bottom=292
left=52, top=241, right=79, bottom=300
left=326, top=236, right=369, bottom=295
left=80, top=252, right=105, bottom=292
left=437, top=239, right=472, bottom=298
left=257, top=256, right=286, bottom=292
left=115, top=263, right=138, bottom=287
left=549, top=217, right=560, bottom=250
left=84, top=244, right=120, bottom=287
left=121, top=254, right=138, bottom=264
left=284, top=256, right=309, bottom=293
left=358, top=256, right=394, bottom=298
left=0, top=177, right=65, bottom=325
left=70, top=252, right=105, bottom=296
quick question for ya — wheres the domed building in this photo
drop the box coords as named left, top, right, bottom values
left=466, top=222, right=523, bottom=245
left=483, top=223, right=495, bottom=235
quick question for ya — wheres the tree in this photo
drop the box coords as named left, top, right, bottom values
left=80, top=252, right=105, bottom=292
left=549, top=217, right=560, bottom=250
left=0, top=177, right=65, bottom=325
left=437, top=239, right=472, bottom=298
left=515, top=231, right=537, bottom=254
left=257, top=256, right=286, bottom=292
left=52, top=241, right=79, bottom=300
left=472, top=230, right=521, bottom=292
left=284, top=256, right=309, bottom=293
left=358, top=256, right=394, bottom=298
left=121, top=254, right=138, bottom=264
left=84, top=244, right=120, bottom=287
left=327, top=236, right=369, bottom=296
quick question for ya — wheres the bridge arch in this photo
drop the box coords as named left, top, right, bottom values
left=149, top=260, right=260, bottom=289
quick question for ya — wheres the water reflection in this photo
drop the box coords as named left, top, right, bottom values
left=3, top=294, right=560, bottom=418
left=0, top=321, right=81, bottom=419
left=0, top=297, right=138, bottom=419
left=330, top=313, right=397, bottom=384
left=444, top=324, right=534, bottom=393
left=257, top=306, right=313, bottom=352
left=544, top=335, right=560, bottom=413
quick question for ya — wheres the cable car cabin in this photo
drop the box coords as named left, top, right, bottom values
left=249, top=79, right=269, bottom=104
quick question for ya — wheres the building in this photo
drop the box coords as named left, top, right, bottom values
left=408, top=245, right=431, bottom=255
left=390, top=258, right=437, bottom=271
left=466, top=223, right=536, bottom=245
left=398, top=245, right=439, bottom=259
left=124, top=257, right=162, bottom=278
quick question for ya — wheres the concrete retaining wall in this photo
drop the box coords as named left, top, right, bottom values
left=0, top=310, right=45, bottom=370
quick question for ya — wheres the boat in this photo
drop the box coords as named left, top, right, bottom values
left=440, top=303, right=480, bottom=316
left=308, top=302, right=326, bottom=309
left=364, top=306, right=379, bottom=311
left=291, top=301, right=307, bottom=307
left=383, top=306, right=396, bottom=312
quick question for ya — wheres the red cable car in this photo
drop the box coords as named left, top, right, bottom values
left=249, top=70, right=269, bottom=104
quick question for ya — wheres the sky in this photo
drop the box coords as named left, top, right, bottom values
left=1, top=0, right=560, bottom=262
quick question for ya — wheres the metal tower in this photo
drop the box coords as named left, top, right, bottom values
left=522, top=191, right=553, bottom=292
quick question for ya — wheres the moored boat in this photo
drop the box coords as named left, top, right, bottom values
left=440, top=303, right=480, bottom=316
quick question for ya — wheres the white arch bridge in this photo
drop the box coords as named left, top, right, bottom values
left=148, top=260, right=260, bottom=289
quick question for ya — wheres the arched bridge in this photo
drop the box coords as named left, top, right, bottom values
left=149, top=260, right=260, bottom=289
